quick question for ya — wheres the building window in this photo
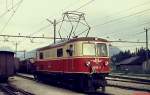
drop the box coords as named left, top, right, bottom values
left=57, top=48, right=63, bottom=57
left=39, top=52, right=43, bottom=59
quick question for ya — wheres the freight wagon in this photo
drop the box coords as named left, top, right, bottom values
left=0, top=51, right=15, bottom=82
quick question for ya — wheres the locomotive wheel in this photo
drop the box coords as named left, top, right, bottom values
left=34, top=73, right=42, bottom=82
left=34, top=74, right=40, bottom=81
left=33, top=74, right=38, bottom=81
left=78, top=76, right=96, bottom=93
left=0, top=77, right=8, bottom=82
left=101, top=86, right=106, bottom=92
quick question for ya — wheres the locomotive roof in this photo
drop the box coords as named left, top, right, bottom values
left=37, top=37, right=108, bottom=51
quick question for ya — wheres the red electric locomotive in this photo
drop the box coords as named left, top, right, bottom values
left=34, top=37, right=110, bottom=92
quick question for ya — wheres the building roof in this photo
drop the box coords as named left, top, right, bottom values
left=116, top=56, right=140, bottom=65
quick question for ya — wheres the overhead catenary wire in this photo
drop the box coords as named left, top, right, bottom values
left=1, top=0, right=149, bottom=51
left=112, top=44, right=145, bottom=48
left=0, top=34, right=65, bottom=39
left=0, top=0, right=23, bottom=34
left=28, top=24, right=50, bottom=36
left=71, top=0, right=150, bottom=39
left=92, top=8, right=150, bottom=28
left=122, top=31, right=145, bottom=40
left=62, top=0, right=81, bottom=12
left=0, top=12, right=15, bottom=34
left=109, top=40, right=145, bottom=44
left=99, top=18, right=150, bottom=38
left=12, top=0, right=15, bottom=12
left=92, top=0, right=150, bottom=23
left=0, top=0, right=23, bottom=18
left=74, top=0, right=95, bottom=11
left=104, top=22, right=150, bottom=41
left=0, top=34, right=145, bottom=43
left=25, top=0, right=95, bottom=42
left=97, top=11, right=150, bottom=36
left=6, top=0, right=8, bottom=10
left=74, top=7, right=150, bottom=38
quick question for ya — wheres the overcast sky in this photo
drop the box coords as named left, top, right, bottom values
left=0, top=0, right=150, bottom=52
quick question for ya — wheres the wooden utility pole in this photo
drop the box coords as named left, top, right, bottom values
left=15, top=42, right=18, bottom=57
left=47, top=19, right=57, bottom=44
left=144, top=28, right=149, bottom=66
left=54, top=19, right=56, bottom=44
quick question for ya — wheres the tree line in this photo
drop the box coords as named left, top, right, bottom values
left=111, top=48, right=150, bottom=64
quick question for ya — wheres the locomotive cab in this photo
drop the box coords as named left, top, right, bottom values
left=83, top=42, right=109, bottom=73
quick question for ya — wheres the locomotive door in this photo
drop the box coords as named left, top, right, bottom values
left=66, top=44, right=74, bottom=72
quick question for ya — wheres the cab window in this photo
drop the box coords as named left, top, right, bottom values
left=97, top=43, right=108, bottom=57
left=83, top=43, right=95, bottom=56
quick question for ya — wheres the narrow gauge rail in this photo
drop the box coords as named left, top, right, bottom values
left=17, top=73, right=150, bottom=85
left=15, top=75, right=112, bottom=95
left=107, top=83, right=150, bottom=92
left=16, top=73, right=150, bottom=92
left=108, top=74, right=150, bottom=83
left=106, top=77, right=150, bottom=85
left=0, top=83, right=35, bottom=95
left=107, top=78, right=150, bottom=92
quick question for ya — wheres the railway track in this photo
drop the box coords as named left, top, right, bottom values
left=106, top=76, right=150, bottom=92
left=0, top=83, right=35, bottom=95
left=16, top=73, right=150, bottom=93
left=16, top=74, right=113, bottom=95
left=108, top=74, right=150, bottom=83
left=106, top=77, right=150, bottom=85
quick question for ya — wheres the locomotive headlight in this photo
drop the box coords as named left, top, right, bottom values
left=85, top=61, right=91, bottom=67
left=104, top=61, right=109, bottom=66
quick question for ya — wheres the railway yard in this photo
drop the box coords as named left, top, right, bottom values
left=0, top=73, right=149, bottom=95
left=1, top=0, right=150, bottom=95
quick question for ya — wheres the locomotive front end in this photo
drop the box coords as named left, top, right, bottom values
left=78, top=39, right=110, bottom=92
left=83, top=42, right=110, bottom=74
